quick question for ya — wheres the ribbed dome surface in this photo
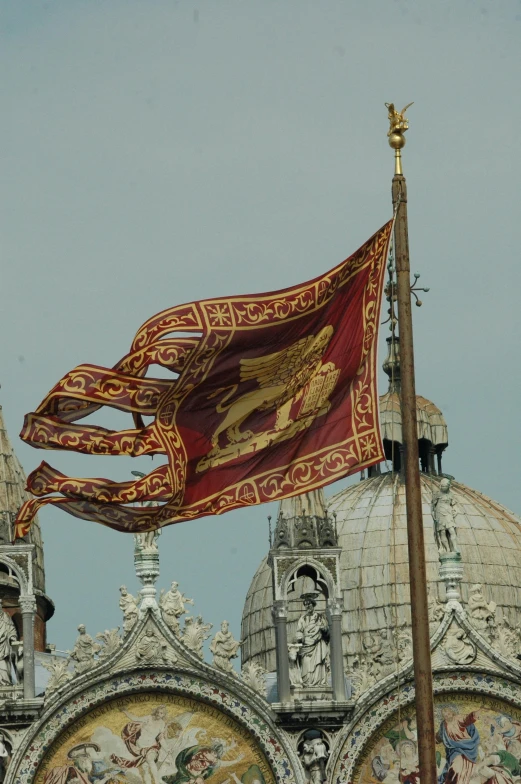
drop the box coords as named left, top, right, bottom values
left=241, top=473, right=521, bottom=673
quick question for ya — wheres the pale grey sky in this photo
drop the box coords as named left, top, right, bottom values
left=1, top=0, right=520, bottom=652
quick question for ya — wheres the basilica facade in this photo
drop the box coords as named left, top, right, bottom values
left=1, top=339, right=521, bottom=784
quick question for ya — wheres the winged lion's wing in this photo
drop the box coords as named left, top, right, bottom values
left=239, top=336, right=313, bottom=388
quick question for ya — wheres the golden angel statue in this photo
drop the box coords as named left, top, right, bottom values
left=385, top=102, right=414, bottom=136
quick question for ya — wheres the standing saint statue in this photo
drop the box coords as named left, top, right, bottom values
left=159, top=581, right=194, bottom=634
left=294, top=593, right=330, bottom=688
left=119, top=586, right=139, bottom=634
left=432, top=478, right=459, bottom=554
left=68, top=625, right=101, bottom=675
left=210, top=621, right=241, bottom=672
left=0, top=600, right=18, bottom=686
left=300, top=732, right=329, bottom=784
left=134, top=528, right=161, bottom=552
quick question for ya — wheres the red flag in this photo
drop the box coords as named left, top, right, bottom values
left=15, top=221, right=392, bottom=538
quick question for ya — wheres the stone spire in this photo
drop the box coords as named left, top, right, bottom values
left=273, top=489, right=337, bottom=550
left=0, top=402, right=54, bottom=650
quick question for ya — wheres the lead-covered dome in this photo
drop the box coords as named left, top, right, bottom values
left=242, top=333, right=521, bottom=676
left=241, top=473, right=521, bottom=673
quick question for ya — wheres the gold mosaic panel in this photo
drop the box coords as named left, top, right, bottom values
left=36, top=692, right=275, bottom=784
left=354, top=693, right=521, bottom=784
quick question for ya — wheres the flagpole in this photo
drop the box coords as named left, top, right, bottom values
left=386, top=104, right=437, bottom=784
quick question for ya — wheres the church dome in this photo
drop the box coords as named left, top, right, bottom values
left=241, top=467, right=521, bottom=675
left=242, top=332, right=521, bottom=678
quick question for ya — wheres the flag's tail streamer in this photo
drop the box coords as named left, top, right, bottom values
left=20, top=414, right=164, bottom=457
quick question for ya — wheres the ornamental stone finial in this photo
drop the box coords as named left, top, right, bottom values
left=241, top=660, right=267, bottom=697
left=134, top=532, right=160, bottom=610
left=42, top=656, right=72, bottom=697
left=468, top=583, right=497, bottom=642
left=180, top=615, right=212, bottom=659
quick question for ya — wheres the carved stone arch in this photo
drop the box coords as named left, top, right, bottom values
left=295, top=726, right=333, bottom=750
left=280, top=557, right=336, bottom=602
left=6, top=670, right=303, bottom=784
left=329, top=671, right=521, bottom=784
left=0, top=555, right=29, bottom=596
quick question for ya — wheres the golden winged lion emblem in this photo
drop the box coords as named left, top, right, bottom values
left=197, top=325, right=340, bottom=472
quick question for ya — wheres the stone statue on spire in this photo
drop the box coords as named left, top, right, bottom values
left=432, top=478, right=459, bottom=554
left=159, top=582, right=194, bottom=634
left=210, top=621, right=241, bottom=672
left=119, top=586, right=139, bottom=634
left=68, top=625, right=100, bottom=675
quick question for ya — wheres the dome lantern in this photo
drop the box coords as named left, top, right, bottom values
left=379, top=336, right=448, bottom=475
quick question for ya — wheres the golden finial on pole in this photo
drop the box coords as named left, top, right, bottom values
left=385, top=102, right=413, bottom=175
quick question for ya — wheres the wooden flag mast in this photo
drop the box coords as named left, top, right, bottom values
left=386, top=103, right=437, bottom=784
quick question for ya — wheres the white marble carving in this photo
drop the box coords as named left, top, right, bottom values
left=397, top=626, right=413, bottom=664
left=369, top=629, right=396, bottom=679
left=288, top=643, right=303, bottom=687
left=347, top=656, right=374, bottom=697
left=41, top=657, right=72, bottom=696
left=0, top=601, right=18, bottom=686
left=293, top=593, right=330, bottom=687
left=432, top=478, right=459, bottom=554
left=442, top=625, right=476, bottom=664
left=180, top=615, right=212, bottom=659
left=491, top=617, right=521, bottom=660
left=468, top=583, right=496, bottom=640
left=95, top=628, right=122, bottom=661
left=119, top=585, right=139, bottom=634
left=159, top=581, right=194, bottom=634
left=210, top=621, right=241, bottom=672
left=241, top=661, right=267, bottom=697
left=134, top=528, right=161, bottom=552
left=428, top=584, right=445, bottom=626
left=301, top=735, right=329, bottom=784
left=0, top=733, right=9, bottom=783
left=68, top=625, right=101, bottom=675
left=135, top=626, right=168, bottom=664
